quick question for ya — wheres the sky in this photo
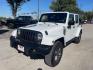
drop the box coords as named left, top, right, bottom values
left=0, top=0, right=93, bottom=17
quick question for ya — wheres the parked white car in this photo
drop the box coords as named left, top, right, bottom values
left=10, top=12, right=82, bottom=67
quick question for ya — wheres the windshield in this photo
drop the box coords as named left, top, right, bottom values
left=16, top=16, right=32, bottom=21
left=39, top=13, right=67, bottom=23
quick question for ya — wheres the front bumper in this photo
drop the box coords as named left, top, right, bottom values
left=10, top=36, right=52, bottom=56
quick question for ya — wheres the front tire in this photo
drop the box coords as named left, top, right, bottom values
left=44, top=41, right=63, bottom=67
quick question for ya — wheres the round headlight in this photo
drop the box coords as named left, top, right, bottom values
left=17, top=29, right=20, bottom=35
left=37, top=33, right=43, bottom=40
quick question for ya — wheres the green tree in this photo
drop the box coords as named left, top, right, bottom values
left=50, top=0, right=80, bottom=13
left=84, top=11, right=93, bottom=21
left=6, top=0, right=30, bottom=18
left=0, top=17, right=6, bottom=20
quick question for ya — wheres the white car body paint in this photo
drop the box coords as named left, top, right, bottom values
left=75, top=25, right=82, bottom=37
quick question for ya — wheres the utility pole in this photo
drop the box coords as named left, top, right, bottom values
left=38, top=0, right=40, bottom=21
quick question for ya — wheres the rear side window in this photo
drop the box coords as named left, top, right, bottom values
left=75, top=15, right=79, bottom=23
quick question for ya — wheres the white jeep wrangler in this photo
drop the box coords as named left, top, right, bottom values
left=10, top=12, right=82, bottom=67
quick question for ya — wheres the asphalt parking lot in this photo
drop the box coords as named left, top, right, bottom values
left=0, top=24, right=93, bottom=70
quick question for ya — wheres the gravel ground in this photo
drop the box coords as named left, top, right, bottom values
left=0, top=24, right=93, bottom=70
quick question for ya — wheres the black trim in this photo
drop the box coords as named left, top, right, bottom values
left=66, top=37, right=75, bottom=46
left=18, top=41, right=52, bottom=56
left=11, top=36, right=52, bottom=56
left=10, top=36, right=17, bottom=48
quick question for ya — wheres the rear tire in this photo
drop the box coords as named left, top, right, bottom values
left=74, top=32, right=82, bottom=44
left=44, top=41, right=63, bottom=67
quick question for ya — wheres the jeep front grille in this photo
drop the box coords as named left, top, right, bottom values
left=17, top=29, right=41, bottom=44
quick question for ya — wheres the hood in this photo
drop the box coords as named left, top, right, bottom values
left=20, top=22, right=65, bottom=32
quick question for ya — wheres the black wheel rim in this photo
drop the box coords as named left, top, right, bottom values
left=52, top=46, right=62, bottom=66
left=54, top=48, right=62, bottom=62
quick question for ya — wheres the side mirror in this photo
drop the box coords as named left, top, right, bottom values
left=68, top=20, right=74, bottom=25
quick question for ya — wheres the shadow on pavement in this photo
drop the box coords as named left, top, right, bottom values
left=29, top=54, right=45, bottom=59
left=0, top=30, right=9, bottom=34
